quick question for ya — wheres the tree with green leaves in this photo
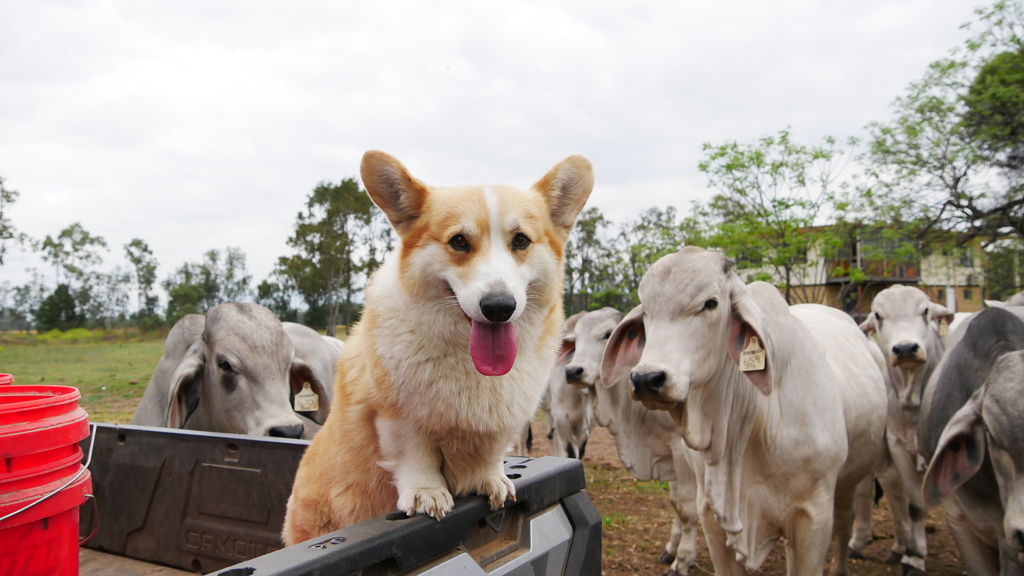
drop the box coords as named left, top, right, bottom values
left=256, top=273, right=298, bottom=322
left=868, top=0, right=1024, bottom=242
left=985, top=237, right=1024, bottom=299
left=162, top=247, right=252, bottom=324
left=615, top=206, right=686, bottom=305
left=277, top=178, right=392, bottom=334
left=124, top=238, right=160, bottom=322
left=696, top=129, right=858, bottom=304
left=0, top=176, right=18, bottom=266
left=40, top=222, right=108, bottom=287
left=563, top=206, right=625, bottom=312
left=36, top=284, right=82, bottom=331
left=78, top=268, right=131, bottom=328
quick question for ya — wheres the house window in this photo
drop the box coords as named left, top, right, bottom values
left=958, top=248, right=974, bottom=267
left=964, top=288, right=973, bottom=300
left=937, top=289, right=946, bottom=301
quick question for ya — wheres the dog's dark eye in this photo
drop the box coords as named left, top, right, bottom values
left=702, top=299, right=718, bottom=311
left=511, top=232, right=531, bottom=251
left=448, top=234, right=470, bottom=252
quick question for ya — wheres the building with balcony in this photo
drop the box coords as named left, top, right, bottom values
left=732, top=229, right=987, bottom=314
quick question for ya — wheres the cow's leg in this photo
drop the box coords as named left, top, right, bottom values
left=700, top=500, right=744, bottom=576
left=665, top=480, right=700, bottom=575
left=830, top=486, right=857, bottom=576
left=889, top=437, right=927, bottom=574
left=877, top=458, right=911, bottom=564
left=660, top=513, right=681, bottom=565
left=848, top=475, right=874, bottom=557
left=785, top=496, right=833, bottom=576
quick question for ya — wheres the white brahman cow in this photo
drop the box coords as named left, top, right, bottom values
left=852, top=284, right=953, bottom=573
left=565, top=307, right=701, bottom=576
left=604, top=246, right=887, bottom=576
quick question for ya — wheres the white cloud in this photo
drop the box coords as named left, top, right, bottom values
left=0, top=0, right=976, bottom=291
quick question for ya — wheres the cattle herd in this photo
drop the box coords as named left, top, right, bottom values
left=133, top=246, right=1024, bottom=576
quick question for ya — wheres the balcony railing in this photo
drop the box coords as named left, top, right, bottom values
left=827, top=258, right=920, bottom=283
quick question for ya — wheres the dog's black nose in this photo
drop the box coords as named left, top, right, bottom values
left=269, top=424, right=305, bottom=439
left=565, top=365, right=584, bottom=382
left=480, top=292, right=516, bottom=323
left=631, top=370, right=667, bottom=397
left=892, top=342, right=920, bottom=360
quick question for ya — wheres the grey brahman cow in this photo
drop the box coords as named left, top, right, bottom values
left=920, top=306, right=1024, bottom=575
left=853, top=284, right=953, bottom=573
left=568, top=306, right=701, bottom=576
left=605, top=246, right=887, bottom=576
left=131, top=302, right=342, bottom=439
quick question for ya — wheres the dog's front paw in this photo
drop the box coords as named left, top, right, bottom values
left=479, top=474, right=517, bottom=510
left=398, top=486, right=454, bottom=520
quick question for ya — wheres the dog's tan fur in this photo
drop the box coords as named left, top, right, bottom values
left=282, top=151, right=592, bottom=544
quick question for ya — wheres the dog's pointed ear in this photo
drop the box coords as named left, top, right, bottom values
left=532, top=155, right=594, bottom=235
left=361, top=151, right=429, bottom=235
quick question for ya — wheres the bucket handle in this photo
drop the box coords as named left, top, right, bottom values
left=0, top=424, right=97, bottom=524
left=79, top=493, right=100, bottom=545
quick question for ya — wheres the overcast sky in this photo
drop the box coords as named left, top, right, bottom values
left=0, top=1, right=979, bottom=294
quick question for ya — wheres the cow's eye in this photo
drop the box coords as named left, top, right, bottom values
left=217, top=359, right=235, bottom=374
left=922, top=308, right=929, bottom=318
left=602, top=330, right=612, bottom=340
left=448, top=234, right=470, bottom=252
left=511, top=232, right=532, bottom=251
left=702, top=299, right=718, bottom=311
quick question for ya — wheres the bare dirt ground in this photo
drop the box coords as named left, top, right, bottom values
left=524, top=420, right=967, bottom=576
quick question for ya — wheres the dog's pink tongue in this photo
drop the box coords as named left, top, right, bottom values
left=470, top=320, right=517, bottom=376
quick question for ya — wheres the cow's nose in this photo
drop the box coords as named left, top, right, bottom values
left=631, top=370, right=666, bottom=397
left=565, top=365, right=584, bottom=382
left=480, top=292, right=516, bottom=323
left=269, top=424, right=305, bottom=439
left=892, top=342, right=920, bottom=359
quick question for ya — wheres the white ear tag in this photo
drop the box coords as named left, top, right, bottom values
left=294, top=382, right=320, bottom=412
left=740, top=336, right=766, bottom=372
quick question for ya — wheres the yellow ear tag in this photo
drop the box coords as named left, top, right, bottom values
left=294, top=382, right=319, bottom=412
left=939, top=321, right=949, bottom=337
left=740, top=336, right=766, bottom=372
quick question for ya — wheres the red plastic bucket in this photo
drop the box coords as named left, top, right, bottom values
left=0, top=374, right=11, bottom=385
left=0, top=385, right=92, bottom=576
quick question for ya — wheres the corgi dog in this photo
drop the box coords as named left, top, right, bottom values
left=282, top=150, right=593, bottom=544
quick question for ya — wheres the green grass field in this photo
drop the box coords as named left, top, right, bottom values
left=0, top=332, right=165, bottom=422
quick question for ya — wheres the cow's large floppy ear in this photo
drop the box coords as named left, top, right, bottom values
left=290, top=359, right=331, bottom=424
left=531, top=155, right=594, bottom=236
left=601, top=305, right=644, bottom=390
left=360, top=151, right=429, bottom=236
left=859, top=312, right=878, bottom=336
left=922, top=388, right=987, bottom=507
left=928, top=302, right=955, bottom=327
left=557, top=334, right=576, bottom=366
left=726, top=275, right=772, bottom=396
left=166, top=342, right=204, bottom=428
left=558, top=311, right=586, bottom=365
